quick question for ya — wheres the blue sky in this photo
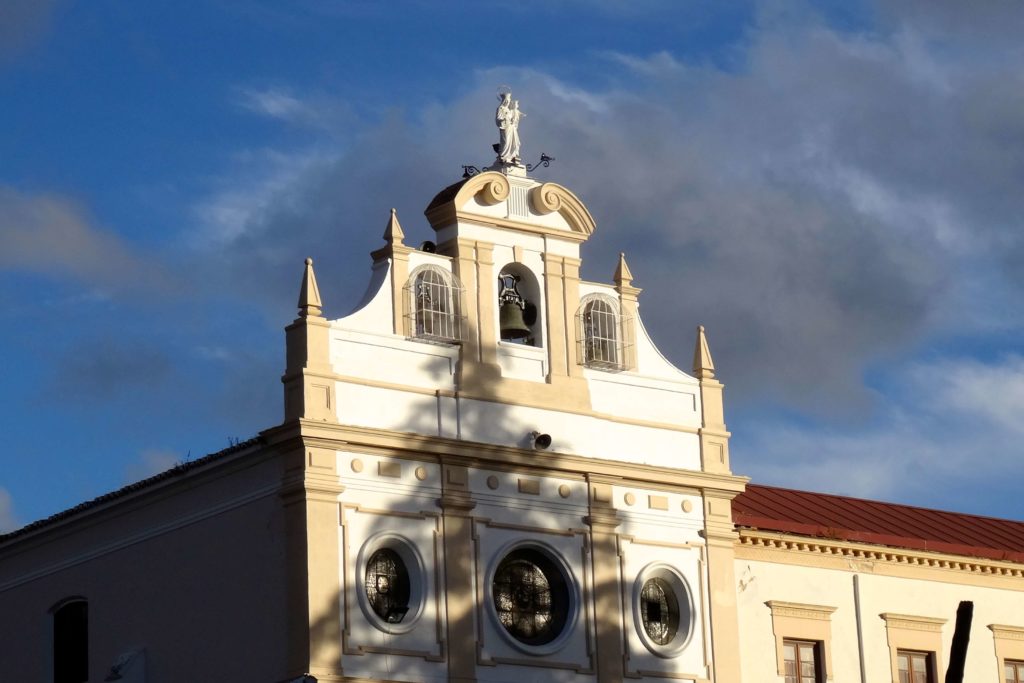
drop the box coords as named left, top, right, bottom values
left=2, top=0, right=1024, bottom=531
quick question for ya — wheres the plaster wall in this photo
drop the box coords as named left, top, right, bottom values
left=735, top=553, right=1024, bottom=682
left=333, top=447, right=715, bottom=683
left=0, top=452, right=289, bottom=683
left=331, top=378, right=701, bottom=469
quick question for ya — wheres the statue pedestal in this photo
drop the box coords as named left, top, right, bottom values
left=490, top=160, right=527, bottom=177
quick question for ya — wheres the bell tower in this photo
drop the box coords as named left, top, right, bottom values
left=277, top=89, right=746, bottom=683
left=424, top=169, right=596, bottom=412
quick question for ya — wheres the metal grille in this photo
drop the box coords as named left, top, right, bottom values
left=576, top=297, right=631, bottom=371
left=404, top=267, right=463, bottom=343
left=640, top=577, right=679, bottom=645
left=492, top=549, right=568, bottom=645
left=365, top=548, right=411, bottom=623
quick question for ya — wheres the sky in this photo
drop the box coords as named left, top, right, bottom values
left=2, top=0, right=1023, bottom=532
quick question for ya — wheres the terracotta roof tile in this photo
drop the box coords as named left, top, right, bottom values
left=733, top=484, right=1024, bottom=563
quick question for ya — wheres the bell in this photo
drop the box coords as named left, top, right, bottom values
left=500, top=300, right=531, bottom=340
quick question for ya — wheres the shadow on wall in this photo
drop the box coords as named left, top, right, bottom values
left=304, top=276, right=634, bottom=680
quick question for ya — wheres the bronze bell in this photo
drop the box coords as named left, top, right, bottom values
left=498, top=272, right=532, bottom=340
left=500, top=300, right=531, bottom=340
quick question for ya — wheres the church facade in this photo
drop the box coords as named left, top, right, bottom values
left=2, top=107, right=1023, bottom=683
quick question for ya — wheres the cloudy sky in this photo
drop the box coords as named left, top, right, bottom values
left=2, top=0, right=1023, bottom=531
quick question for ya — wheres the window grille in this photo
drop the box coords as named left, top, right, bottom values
left=576, top=296, right=631, bottom=371
left=640, top=577, right=679, bottom=645
left=403, top=266, right=464, bottom=343
left=492, top=548, right=570, bottom=646
left=365, top=548, right=411, bottom=623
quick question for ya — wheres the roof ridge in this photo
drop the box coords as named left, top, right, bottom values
left=0, top=436, right=263, bottom=545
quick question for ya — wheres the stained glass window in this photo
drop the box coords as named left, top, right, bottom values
left=492, top=549, right=569, bottom=646
left=365, top=548, right=411, bottom=623
left=640, top=577, right=679, bottom=645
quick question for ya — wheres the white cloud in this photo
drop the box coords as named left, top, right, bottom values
left=0, top=487, right=20, bottom=533
left=124, top=449, right=180, bottom=485
left=192, top=147, right=335, bottom=246
left=738, top=355, right=1024, bottom=512
left=234, top=86, right=353, bottom=133
left=0, top=187, right=175, bottom=293
left=238, top=87, right=309, bottom=121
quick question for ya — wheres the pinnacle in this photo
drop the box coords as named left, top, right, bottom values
left=692, top=325, right=715, bottom=380
left=298, top=256, right=323, bottom=318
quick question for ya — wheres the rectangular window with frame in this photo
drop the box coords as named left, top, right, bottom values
left=897, top=650, right=935, bottom=683
left=783, top=639, right=823, bottom=683
left=1007, top=660, right=1024, bottom=683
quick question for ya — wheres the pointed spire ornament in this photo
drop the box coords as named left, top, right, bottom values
left=692, top=325, right=716, bottom=380
left=613, top=252, right=634, bottom=288
left=298, top=257, right=323, bottom=318
left=382, top=208, right=405, bottom=245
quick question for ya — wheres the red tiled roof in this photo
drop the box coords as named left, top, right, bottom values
left=733, top=484, right=1024, bottom=564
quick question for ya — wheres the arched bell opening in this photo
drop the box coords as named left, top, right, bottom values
left=497, top=263, right=543, bottom=347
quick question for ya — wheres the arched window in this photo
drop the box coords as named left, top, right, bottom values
left=577, top=295, right=629, bottom=370
left=404, top=266, right=463, bottom=343
left=52, top=598, right=88, bottom=683
left=497, top=264, right=542, bottom=347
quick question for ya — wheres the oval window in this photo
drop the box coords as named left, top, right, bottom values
left=639, top=577, right=679, bottom=645
left=492, top=548, right=570, bottom=646
left=633, top=564, right=693, bottom=657
left=365, top=548, right=411, bottom=624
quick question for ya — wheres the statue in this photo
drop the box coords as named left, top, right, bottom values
left=495, top=92, right=525, bottom=164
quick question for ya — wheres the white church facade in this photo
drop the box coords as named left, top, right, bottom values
left=1, top=97, right=1023, bottom=683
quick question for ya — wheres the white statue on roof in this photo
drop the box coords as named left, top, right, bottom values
left=495, top=91, right=525, bottom=165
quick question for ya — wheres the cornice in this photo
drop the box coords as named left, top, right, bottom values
left=737, top=529, right=1024, bottom=581
left=989, top=624, right=1024, bottom=640
left=880, top=613, right=947, bottom=632
left=424, top=171, right=595, bottom=241
left=265, top=419, right=748, bottom=494
left=765, top=600, right=837, bottom=621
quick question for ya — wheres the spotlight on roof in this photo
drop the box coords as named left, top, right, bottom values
left=531, top=431, right=552, bottom=450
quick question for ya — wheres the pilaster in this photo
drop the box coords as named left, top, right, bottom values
left=702, top=491, right=743, bottom=683
left=443, top=237, right=502, bottom=391
left=438, top=463, right=478, bottom=683
left=281, top=440, right=346, bottom=680
left=585, top=480, right=625, bottom=683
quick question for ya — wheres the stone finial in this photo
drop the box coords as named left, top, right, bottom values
left=692, top=325, right=716, bottom=380
left=383, top=208, right=405, bottom=245
left=613, top=252, right=634, bottom=288
left=298, top=257, right=323, bottom=318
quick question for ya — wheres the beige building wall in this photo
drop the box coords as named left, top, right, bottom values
left=735, top=537, right=1024, bottom=682
left=0, top=448, right=290, bottom=683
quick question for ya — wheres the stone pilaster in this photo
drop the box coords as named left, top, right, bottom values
left=439, top=463, right=478, bottom=683
left=281, top=442, right=346, bottom=681
left=586, top=480, right=625, bottom=683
